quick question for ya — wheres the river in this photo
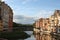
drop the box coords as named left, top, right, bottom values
left=24, top=31, right=60, bottom=40
left=24, top=31, right=36, bottom=40
left=1, top=31, right=60, bottom=40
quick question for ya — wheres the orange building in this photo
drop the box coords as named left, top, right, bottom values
left=33, top=20, right=40, bottom=34
left=39, top=18, right=44, bottom=29
left=44, top=18, right=50, bottom=31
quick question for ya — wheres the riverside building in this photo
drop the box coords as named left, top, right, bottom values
left=0, top=1, right=13, bottom=32
left=33, top=10, right=60, bottom=34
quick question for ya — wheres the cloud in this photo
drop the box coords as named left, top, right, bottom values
left=2, top=0, right=7, bottom=1
left=14, top=9, right=54, bottom=19
left=4, top=0, right=11, bottom=1
left=13, top=10, right=54, bottom=24
left=2, top=0, right=4, bottom=1
left=13, top=15, right=36, bottom=24
left=22, top=0, right=38, bottom=4
left=34, top=10, right=54, bottom=18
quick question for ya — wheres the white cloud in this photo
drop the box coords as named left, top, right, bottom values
left=34, top=10, right=54, bottom=19
left=22, top=0, right=38, bottom=4
left=1, top=0, right=5, bottom=1
left=14, top=9, right=54, bottom=19
left=4, top=0, right=14, bottom=3
left=13, top=15, right=36, bottom=24
left=13, top=9, right=54, bottom=24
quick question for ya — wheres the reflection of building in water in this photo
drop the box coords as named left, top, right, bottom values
left=34, top=34, right=57, bottom=40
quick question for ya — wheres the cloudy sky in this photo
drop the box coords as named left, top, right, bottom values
left=3, top=0, right=60, bottom=24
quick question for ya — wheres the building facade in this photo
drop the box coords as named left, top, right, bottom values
left=54, top=10, right=60, bottom=33
left=0, top=1, right=13, bottom=32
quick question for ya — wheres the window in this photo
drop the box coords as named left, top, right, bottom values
left=52, top=20, right=54, bottom=22
left=57, top=10, right=59, bottom=13
left=45, top=23, right=47, bottom=25
left=3, top=29, right=8, bottom=32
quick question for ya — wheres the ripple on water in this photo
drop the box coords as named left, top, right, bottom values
left=24, top=31, right=36, bottom=40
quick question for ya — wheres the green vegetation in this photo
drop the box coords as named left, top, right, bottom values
left=13, top=22, right=33, bottom=31
left=13, top=22, right=33, bottom=27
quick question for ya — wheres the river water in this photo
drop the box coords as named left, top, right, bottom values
left=24, top=31, right=36, bottom=40
left=1, top=31, right=60, bottom=40
left=24, top=31, right=60, bottom=40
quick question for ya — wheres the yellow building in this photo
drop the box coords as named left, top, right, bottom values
left=49, top=10, right=60, bottom=33
left=49, top=15, right=55, bottom=32
left=54, top=10, right=60, bottom=33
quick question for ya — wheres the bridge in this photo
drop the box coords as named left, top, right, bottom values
left=13, top=26, right=33, bottom=31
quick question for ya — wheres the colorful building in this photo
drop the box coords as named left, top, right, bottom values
left=33, top=10, right=60, bottom=34
left=44, top=18, right=50, bottom=32
left=54, top=10, right=60, bottom=33
left=33, top=20, right=40, bottom=34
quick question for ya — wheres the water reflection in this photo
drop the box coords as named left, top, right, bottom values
left=34, top=33, right=60, bottom=40
left=16, top=31, right=60, bottom=40
left=25, top=31, right=36, bottom=40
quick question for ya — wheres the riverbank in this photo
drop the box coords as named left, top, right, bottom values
left=0, top=31, right=30, bottom=39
